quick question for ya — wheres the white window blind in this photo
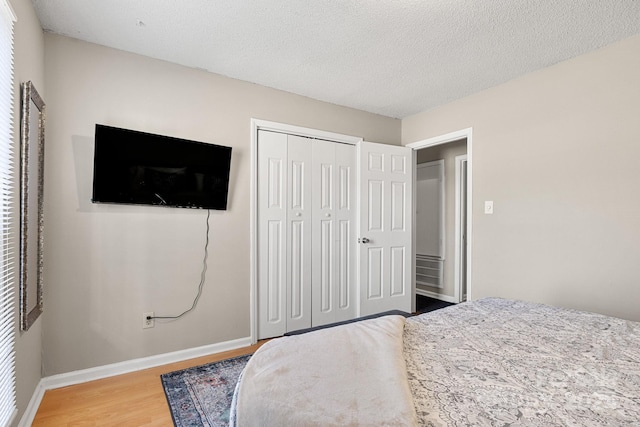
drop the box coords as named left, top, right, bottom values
left=0, top=1, right=16, bottom=426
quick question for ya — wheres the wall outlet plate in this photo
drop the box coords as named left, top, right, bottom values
left=143, top=311, right=154, bottom=329
left=484, top=201, right=494, bottom=214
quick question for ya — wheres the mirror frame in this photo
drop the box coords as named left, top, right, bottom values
left=20, top=81, right=45, bottom=331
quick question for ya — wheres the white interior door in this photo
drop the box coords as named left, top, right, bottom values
left=358, top=142, right=413, bottom=315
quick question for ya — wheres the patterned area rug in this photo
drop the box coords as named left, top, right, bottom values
left=161, top=354, right=251, bottom=427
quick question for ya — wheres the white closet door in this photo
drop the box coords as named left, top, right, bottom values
left=333, top=143, right=357, bottom=322
left=257, top=131, right=288, bottom=338
left=258, top=130, right=359, bottom=338
left=286, top=135, right=312, bottom=332
left=311, top=140, right=335, bottom=326
left=311, top=141, right=356, bottom=326
left=258, top=131, right=312, bottom=338
left=358, top=142, right=413, bottom=316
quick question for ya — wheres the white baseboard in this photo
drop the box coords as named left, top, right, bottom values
left=18, top=336, right=252, bottom=427
left=416, top=288, right=458, bottom=304
left=18, top=381, right=45, bottom=427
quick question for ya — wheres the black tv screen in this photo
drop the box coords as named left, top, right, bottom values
left=92, top=124, right=232, bottom=210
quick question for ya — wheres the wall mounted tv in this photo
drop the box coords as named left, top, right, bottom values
left=91, top=124, right=232, bottom=210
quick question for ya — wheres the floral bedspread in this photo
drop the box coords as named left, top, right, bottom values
left=403, top=298, right=640, bottom=426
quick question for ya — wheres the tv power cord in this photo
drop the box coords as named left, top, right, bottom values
left=146, top=209, right=210, bottom=322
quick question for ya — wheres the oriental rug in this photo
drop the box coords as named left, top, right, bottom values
left=161, top=354, right=251, bottom=427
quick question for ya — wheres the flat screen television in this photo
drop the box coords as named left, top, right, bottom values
left=91, top=124, right=232, bottom=210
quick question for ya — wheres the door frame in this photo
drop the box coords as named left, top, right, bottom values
left=406, top=128, right=473, bottom=304
left=454, top=154, right=468, bottom=303
left=250, top=119, right=362, bottom=344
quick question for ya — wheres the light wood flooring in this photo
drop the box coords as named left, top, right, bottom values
left=32, top=341, right=267, bottom=426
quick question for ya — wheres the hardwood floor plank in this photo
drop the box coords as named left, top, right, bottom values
left=32, top=342, right=266, bottom=426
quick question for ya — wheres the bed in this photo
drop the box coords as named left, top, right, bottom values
left=231, top=298, right=640, bottom=426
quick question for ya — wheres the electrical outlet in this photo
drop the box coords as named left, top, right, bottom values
left=143, top=312, right=154, bottom=329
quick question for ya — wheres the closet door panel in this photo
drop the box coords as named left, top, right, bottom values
left=311, top=140, right=335, bottom=326
left=312, top=141, right=356, bottom=326
left=334, top=143, right=356, bottom=322
left=257, top=131, right=287, bottom=339
left=286, top=135, right=312, bottom=332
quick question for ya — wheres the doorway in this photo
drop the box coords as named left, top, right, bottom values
left=407, top=128, right=472, bottom=305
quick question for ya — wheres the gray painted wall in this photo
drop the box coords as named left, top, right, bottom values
left=42, top=34, right=400, bottom=376
left=403, top=34, right=640, bottom=322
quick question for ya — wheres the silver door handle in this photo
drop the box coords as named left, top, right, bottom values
left=358, top=237, right=370, bottom=244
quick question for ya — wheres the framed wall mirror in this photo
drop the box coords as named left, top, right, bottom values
left=20, top=81, right=45, bottom=331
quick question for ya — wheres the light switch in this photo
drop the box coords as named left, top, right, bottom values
left=484, top=201, right=494, bottom=214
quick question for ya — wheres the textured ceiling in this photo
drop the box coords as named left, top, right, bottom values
left=32, top=1, right=640, bottom=119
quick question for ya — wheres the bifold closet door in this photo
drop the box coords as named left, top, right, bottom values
left=257, top=131, right=312, bottom=338
left=286, top=135, right=312, bottom=332
left=258, top=131, right=358, bottom=339
left=311, top=141, right=356, bottom=327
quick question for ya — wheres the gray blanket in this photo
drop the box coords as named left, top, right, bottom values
left=233, top=315, right=417, bottom=426
left=404, top=298, right=640, bottom=426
